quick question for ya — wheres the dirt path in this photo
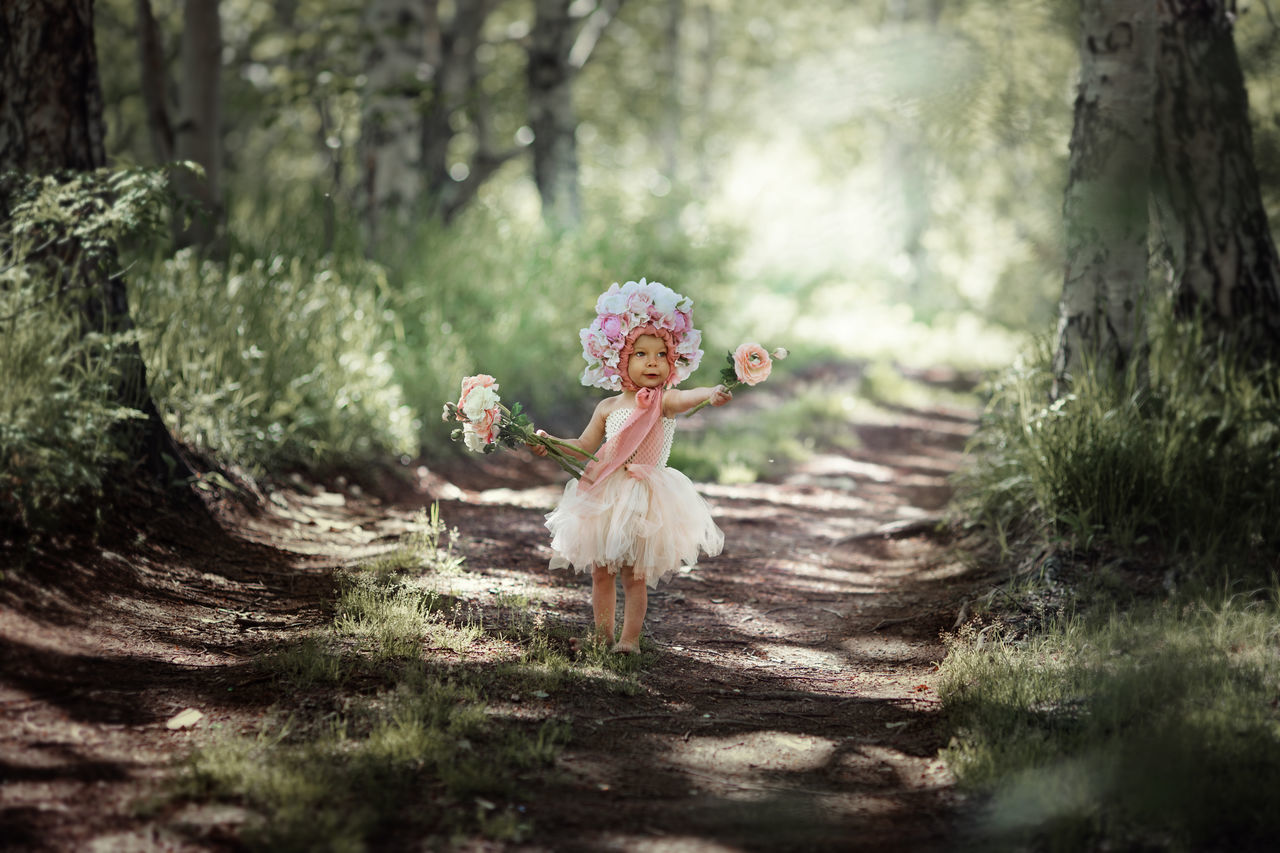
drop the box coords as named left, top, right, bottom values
left=1, top=389, right=982, bottom=851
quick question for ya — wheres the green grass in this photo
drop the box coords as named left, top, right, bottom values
left=176, top=504, right=652, bottom=847
left=940, top=592, right=1280, bottom=852
left=179, top=665, right=567, bottom=850
left=948, top=306, right=1280, bottom=850
left=956, top=314, right=1280, bottom=575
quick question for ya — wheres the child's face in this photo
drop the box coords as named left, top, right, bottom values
left=627, top=334, right=671, bottom=389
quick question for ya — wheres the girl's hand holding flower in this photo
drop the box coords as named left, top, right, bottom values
left=527, top=429, right=550, bottom=457
left=685, top=344, right=786, bottom=416
left=447, top=376, right=593, bottom=477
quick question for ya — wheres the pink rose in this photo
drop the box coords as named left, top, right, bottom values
left=600, top=314, right=623, bottom=340
left=671, top=311, right=690, bottom=333
left=732, top=343, right=772, bottom=386
left=626, top=292, right=651, bottom=314
left=475, top=407, right=498, bottom=443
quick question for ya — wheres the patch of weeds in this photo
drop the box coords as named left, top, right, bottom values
left=940, top=591, right=1280, bottom=851
left=362, top=502, right=464, bottom=582
left=333, top=570, right=454, bottom=662
left=423, top=600, right=485, bottom=656
left=405, top=501, right=465, bottom=575
left=955, top=312, right=1280, bottom=576
left=256, top=633, right=349, bottom=687
left=178, top=663, right=567, bottom=849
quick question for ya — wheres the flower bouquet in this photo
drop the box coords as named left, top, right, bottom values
left=444, top=374, right=594, bottom=478
left=685, top=343, right=788, bottom=416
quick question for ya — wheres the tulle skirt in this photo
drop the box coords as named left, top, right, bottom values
left=545, top=467, right=724, bottom=588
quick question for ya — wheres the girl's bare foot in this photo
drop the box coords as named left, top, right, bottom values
left=570, top=635, right=613, bottom=656
left=610, top=640, right=639, bottom=655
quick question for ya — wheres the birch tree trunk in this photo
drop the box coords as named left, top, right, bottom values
left=359, top=0, right=427, bottom=251
left=1151, top=0, right=1280, bottom=351
left=528, top=0, right=582, bottom=230
left=658, top=0, right=683, bottom=186
left=173, top=0, right=223, bottom=249
left=526, top=0, right=622, bottom=230
left=1053, top=0, right=1157, bottom=388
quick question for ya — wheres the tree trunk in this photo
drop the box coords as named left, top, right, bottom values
left=136, top=0, right=174, bottom=164
left=528, top=0, right=582, bottom=230
left=1053, top=0, right=1157, bottom=388
left=658, top=0, right=682, bottom=186
left=0, top=0, right=107, bottom=172
left=0, top=0, right=192, bottom=480
left=1151, top=0, right=1280, bottom=352
left=173, top=0, right=223, bottom=249
left=883, top=0, right=943, bottom=312
left=359, top=0, right=428, bottom=251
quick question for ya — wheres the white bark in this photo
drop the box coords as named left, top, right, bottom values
left=529, top=0, right=582, bottom=230
left=1053, top=0, right=1157, bottom=386
left=1152, top=0, right=1280, bottom=346
left=359, top=0, right=427, bottom=250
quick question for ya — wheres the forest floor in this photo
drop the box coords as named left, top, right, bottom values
left=0, top=366, right=994, bottom=852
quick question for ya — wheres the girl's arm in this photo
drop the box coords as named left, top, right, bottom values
left=528, top=399, right=610, bottom=460
left=663, top=385, right=732, bottom=417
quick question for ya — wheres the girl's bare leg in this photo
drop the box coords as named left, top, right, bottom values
left=613, top=567, right=648, bottom=653
left=590, top=564, right=617, bottom=643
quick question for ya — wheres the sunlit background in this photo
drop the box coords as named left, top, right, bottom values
left=71, top=0, right=1280, bottom=474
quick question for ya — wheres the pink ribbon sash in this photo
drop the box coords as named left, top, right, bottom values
left=578, top=388, right=664, bottom=493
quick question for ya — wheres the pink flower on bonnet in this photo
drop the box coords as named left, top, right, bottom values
left=579, top=278, right=703, bottom=391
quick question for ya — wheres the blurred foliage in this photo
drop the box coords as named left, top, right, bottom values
left=11, top=0, right=1264, bottom=485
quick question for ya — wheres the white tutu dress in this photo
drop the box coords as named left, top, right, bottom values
left=545, top=407, right=724, bottom=587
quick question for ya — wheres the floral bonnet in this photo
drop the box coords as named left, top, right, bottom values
left=579, top=278, right=703, bottom=391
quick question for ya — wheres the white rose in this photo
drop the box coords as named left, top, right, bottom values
left=595, top=283, right=622, bottom=314
left=461, top=385, right=499, bottom=420
left=462, top=424, right=486, bottom=452
left=650, top=284, right=678, bottom=316
left=599, top=291, right=627, bottom=315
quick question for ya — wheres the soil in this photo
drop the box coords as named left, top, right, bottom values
left=1, top=372, right=992, bottom=852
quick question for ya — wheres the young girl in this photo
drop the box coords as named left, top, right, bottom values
left=528, top=278, right=732, bottom=654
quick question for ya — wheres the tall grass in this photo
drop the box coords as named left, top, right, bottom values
left=941, top=593, right=1280, bottom=851
left=0, top=272, right=142, bottom=528
left=0, top=169, right=169, bottom=531
left=132, top=250, right=416, bottom=472
left=956, top=314, right=1280, bottom=575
